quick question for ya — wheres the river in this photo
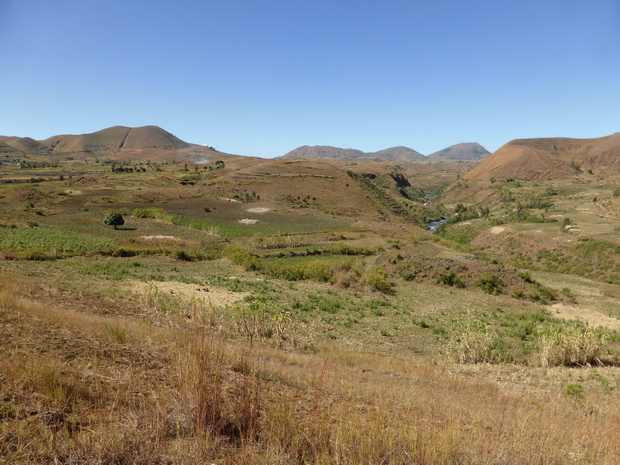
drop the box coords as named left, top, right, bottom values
left=426, top=218, right=447, bottom=234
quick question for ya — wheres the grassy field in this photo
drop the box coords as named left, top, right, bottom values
left=3, top=154, right=620, bottom=462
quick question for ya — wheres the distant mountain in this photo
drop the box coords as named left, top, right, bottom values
left=281, top=143, right=484, bottom=162
left=281, top=145, right=424, bottom=161
left=463, top=133, right=620, bottom=182
left=0, top=126, right=189, bottom=153
left=366, top=146, right=425, bottom=162
left=0, top=136, right=44, bottom=152
left=0, top=139, right=19, bottom=153
left=281, top=146, right=365, bottom=159
left=427, top=143, right=490, bottom=161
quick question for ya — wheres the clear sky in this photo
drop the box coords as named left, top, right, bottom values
left=1, top=0, right=619, bottom=158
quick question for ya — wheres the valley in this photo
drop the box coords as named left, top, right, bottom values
left=1, top=126, right=620, bottom=463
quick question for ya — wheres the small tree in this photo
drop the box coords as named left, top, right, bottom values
left=104, top=212, right=124, bottom=230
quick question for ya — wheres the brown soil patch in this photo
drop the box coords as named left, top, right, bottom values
left=3, top=187, right=49, bottom=203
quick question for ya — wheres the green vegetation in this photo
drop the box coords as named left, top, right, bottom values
left=0, top=227, right=114, bottom=255
left=104, top=212, right=124, bottom=230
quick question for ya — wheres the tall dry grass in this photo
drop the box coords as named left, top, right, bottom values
left=2, top=276, right=620, bottom=463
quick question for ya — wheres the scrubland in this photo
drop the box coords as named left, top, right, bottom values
left=2, top=154, right=620, bottom=463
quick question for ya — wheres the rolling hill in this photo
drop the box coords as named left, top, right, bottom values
left=427, top=142, right=490, bottom=162
left=463, top=133, right=620, bottom=182
left=0, top=125, right=190, bottom=154
left=280, top=146, right=365, bottom=160
left=281, top=143, right=483, bottom=162
left=365, top=146, right=425, bottom=162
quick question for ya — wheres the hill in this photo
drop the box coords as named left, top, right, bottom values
left=40, top=125, right=190, bottom=153
left=463, top=144, right=572, bottom=182
left=365, top=146, right=425, bottom=162
left=280, top=144, right=474, bottom=162
left=427, top=142, right=490, bottom=162
left=280, top=146, right=365, bottom=159
left=0, top=126, right=190, bottom=154
left=463, top=133, right=620, bottom=182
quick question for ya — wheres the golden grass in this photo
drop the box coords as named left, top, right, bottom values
left=3, top=277, right=620, bottom=463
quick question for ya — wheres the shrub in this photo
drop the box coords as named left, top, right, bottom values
left=476, top=273, right=503, bottom=294
left=222, top=244, right=261, bottom=271
left=132, top=207, right=174, bottom=223
left=175, top=250, right=194, bottom=261
left=517, top=271, right=535, bottom=283
left=565, top=383, right=585, bottom=401
left=529, top=285, right=557, bottom=303
left=436, top=272, right=464, bottom=288
left=365, top=267, right=392, bottom=293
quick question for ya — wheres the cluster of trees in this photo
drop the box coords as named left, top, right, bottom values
left=20, top=161, right=59, bottom=169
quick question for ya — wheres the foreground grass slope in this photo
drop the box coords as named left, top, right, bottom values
left=3, top=276, right=620, bottom=464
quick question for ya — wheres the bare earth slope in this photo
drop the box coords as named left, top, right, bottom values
left=463, top=144, right=573, bottom=182
left=464, top=134, right=620, bottom=182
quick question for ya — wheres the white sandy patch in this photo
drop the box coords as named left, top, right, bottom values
left=246, top=207, right=270, bottom=213
left=489, top=226, right=506, bottom=234
left=65, top=189, right=83, bottom=195
left=239, top=219, right=260, bottom=224
left=139, top=235, right=181, bottom=241
left=550, top=303, right=620, bottom=331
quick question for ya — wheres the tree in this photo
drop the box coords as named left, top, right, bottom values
left=104, top=212, right=124, bottom=230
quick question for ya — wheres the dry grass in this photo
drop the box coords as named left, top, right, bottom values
left=2, top=277, right=620, bottom=464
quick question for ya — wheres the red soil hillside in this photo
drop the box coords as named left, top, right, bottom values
left=463, top=133, right=620, bottom=182
left=463, top=144, right=572, bottom=182
left=582, top=133, right=620, bottom=169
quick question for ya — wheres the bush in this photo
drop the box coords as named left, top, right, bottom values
left=436, top=272, right=464, bottom=288
left=132, top=208, right=175, bottom=223
left=476, top=273, right=503, bottom=294
left=529, top=285, right=557, bottom=303
left=517, top=271, right=535, bottom=283
left=365, top=267, right=392, bottom=293
left=222, top=244, right=261, bottom=271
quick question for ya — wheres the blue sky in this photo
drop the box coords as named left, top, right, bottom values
left=1, top=0, right=619, bottom=158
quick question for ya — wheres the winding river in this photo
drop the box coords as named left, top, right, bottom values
left=426, top=218, right=447, bottom=234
